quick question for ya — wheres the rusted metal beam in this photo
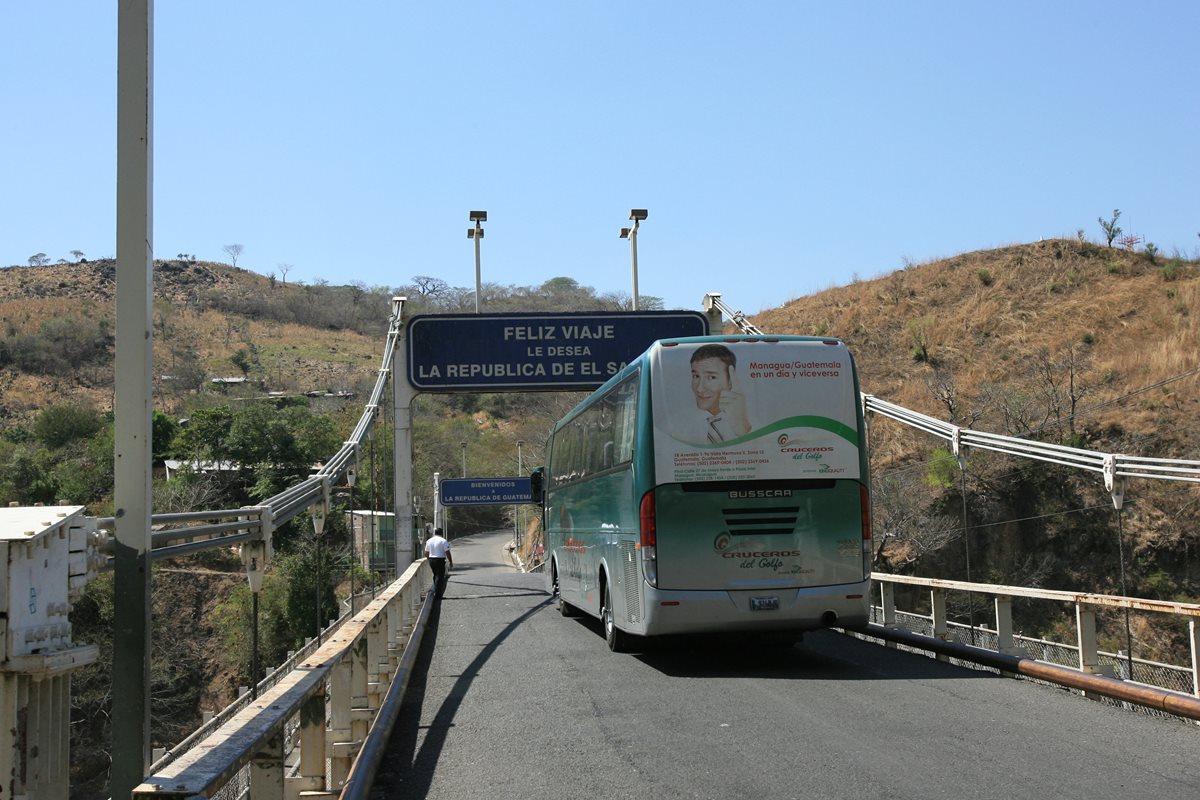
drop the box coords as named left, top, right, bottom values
left=860, top=623, right=1200, bottom=721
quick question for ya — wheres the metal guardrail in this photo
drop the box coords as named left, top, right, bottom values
left=134, top=559, right=432, bottom=800
left=862, top=395, right=1200, bottom=486
left=866, top=573, right=1200, bottom=719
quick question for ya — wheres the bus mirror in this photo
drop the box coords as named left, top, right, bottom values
left=529, top=467, right=544, bottom=504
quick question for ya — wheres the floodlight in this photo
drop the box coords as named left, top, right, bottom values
left=629, top=209, right=648, bottom=221
left=619, top=228, right=630, bottom=239
left=469, top=210, right=488, bottom=222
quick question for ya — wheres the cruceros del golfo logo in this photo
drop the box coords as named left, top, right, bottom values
left=713, top=532, right=733, bottom=552
left=777, top=433, right=790, bottom=446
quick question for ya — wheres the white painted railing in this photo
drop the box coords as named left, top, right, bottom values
left=133, top=560, right=432, bottom=800
left=867, top=573, right=1200, bottom=718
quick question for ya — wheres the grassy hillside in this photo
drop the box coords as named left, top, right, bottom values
left=0, top=258, right=386, bottom=417
left=753, top=238, right=1198, bottom=447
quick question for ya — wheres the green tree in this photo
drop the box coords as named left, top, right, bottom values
left=1098, top=208, right=1122, bottom=248
left=278, top=532, right=342, bottom=645
left=230, top=348, right=253, bottom=376
left=0, top=444, right=58, bottom=504
left=152, top=410, right=181, bottom=461
left=34, top=403, right=102, bottom=449
left=212, top=574, right=292, bottom=685
left=174, top=407, right=235, bottom=463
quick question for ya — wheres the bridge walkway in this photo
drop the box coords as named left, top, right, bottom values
left=367, top=530, right=1200, bottom=800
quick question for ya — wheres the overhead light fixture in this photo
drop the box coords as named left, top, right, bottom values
left=619, top=227, right=630, bottom=239
left=469, top=210, right=488, bottom=222
left=629, top=209, right=648, bottom=221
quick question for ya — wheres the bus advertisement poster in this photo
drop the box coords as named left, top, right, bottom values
left=649, top=340, right=861, bottom=483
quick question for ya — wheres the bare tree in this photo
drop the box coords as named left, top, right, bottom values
left=412, top=275, right=450, bottom=299
left=928, top=370, right=984, bottom=427
left=278, top=263, right=292, bottom=285
left=1034, top=345, right=1091, bottom=442
left=223, top=243, right=244, bottom=268
left=872, top=472, right=960, bottom=570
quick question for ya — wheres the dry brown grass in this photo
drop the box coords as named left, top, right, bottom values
left=752, top=239, right=1200, bottom=456
left=0, top=261, right=382, bottom=418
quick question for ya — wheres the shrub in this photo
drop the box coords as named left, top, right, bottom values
left=925, top=447, right=959, bottom=488
left=1161, top=259, right=1180, bottom=281
left=34, top=403, right=102, bottom=449
left=907, top=318, right=931, bottom=363
left=976, top=268, right=993, bottom=286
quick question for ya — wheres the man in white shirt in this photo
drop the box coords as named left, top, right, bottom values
left=424, top=527, right=453, bottom=598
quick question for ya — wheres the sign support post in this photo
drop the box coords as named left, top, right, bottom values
left=391, top=298, right=415, bottom=575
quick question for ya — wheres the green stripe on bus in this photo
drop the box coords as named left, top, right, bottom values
left=670, top=415, right=859, bottom=449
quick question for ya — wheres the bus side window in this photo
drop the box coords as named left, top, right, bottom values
left=614, top=373, right=639, bottom=463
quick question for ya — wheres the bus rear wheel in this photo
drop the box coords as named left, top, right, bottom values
left=602, top=582, right=631, bottom=653
left=553, top=562, right=578, bottom=617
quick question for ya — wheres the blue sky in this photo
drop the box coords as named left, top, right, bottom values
left=3, top=2, right=1197, bottom=315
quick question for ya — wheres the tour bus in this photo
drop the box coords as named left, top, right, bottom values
left=541, top=335, right=871, bottom=651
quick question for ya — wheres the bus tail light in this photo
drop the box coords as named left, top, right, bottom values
left=860, top=483, right=873, bottom=579
left=640, top=490, right=658, bottom=588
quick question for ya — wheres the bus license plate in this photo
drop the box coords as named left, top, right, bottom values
left=750, top=596, right=779, bottom=611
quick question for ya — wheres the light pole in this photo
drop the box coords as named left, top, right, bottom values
left=467, top=210, right=487, bottom=313
left=619, top=208, right=648, bottom=311
left=460, top=441, right=467, bottom=478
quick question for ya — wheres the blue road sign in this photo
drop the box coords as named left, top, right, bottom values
left=440, top=477, right=533, bottom=506
left=407, top=311, right=709, bottom=391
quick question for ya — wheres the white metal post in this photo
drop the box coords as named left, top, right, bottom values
left=1190, top=619, right=1200, bottom=698
left=433, top=472, right=443, bottom=532
left=1075, top=603, right=1113, bottom=677
left=290, top=693, right=327, bottom=798
left=391, top=298, right=415, bottom=577
left=931, top=589, right=948, bottom=662
left=880, top=581, right=897, bottom=649
left=328, top=661, right=353, bottom=789
left=249, top=733, right=285, bottom=800
left=112, top=2, right=155, bottom=796
left=515, top=440, right=523, bottom=546
left=995, top=596, right=1019, bottom=656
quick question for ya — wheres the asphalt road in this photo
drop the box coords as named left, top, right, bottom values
left=369, top=530, right=1200, bottom=800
